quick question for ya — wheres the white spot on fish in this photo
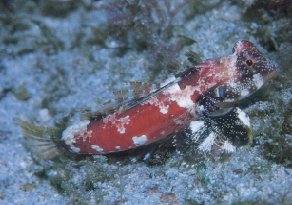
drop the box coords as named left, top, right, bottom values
left=91, top=145, right=104, bottom=153
left=236, top=108, right=251, bottom=127
left=190, top=121, right=205, bottom=133
left=189, top=121, right=205, bottom=142
left=198, top=132, right=216, bottom=152
left=103, top=114, right=130, bottom=134
left=240, top=89, right=249, bottom=97
left=160, top=105, right=169, bottom=114
left=115, top=146, right=121, bottom=150
left=116, top=115, right=130, bottom=134
left=199, top=105, right=205, bottom=112
left=165, top=84, right=199, bottom=110
left=253, top=73, right=263, bottom=89
left=102, top=113, right=116, bottom=123
left=61, top=120, right=90, bottom=153
left=132, top=135, right=148, bottom=145
left=80, top=130, right=93, bottom=142
left=221, top=141, right=236, bottom=153
left=144, top=96, right=169, bottom=114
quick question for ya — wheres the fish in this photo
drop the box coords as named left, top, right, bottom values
left=20, top=40, right=277, bottom=158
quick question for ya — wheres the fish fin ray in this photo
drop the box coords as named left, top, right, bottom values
left=18, top=120, right=61, bottom=160
left=84, top=77, right=182, bottom=120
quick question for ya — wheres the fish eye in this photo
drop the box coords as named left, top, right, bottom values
left=246, top=59, right=253, bottom=66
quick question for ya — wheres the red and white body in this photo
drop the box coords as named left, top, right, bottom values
left=61, top=40, right=277, bottom=155
left=61, top=55, right=239, bottom=154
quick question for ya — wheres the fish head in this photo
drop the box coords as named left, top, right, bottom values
left=213, top=40, right=277, bottom=107
left=198, top=41, right=277, bottom=148
left=233, top=40, right=277, bottom=83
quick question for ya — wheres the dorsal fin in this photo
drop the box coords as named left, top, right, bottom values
left=112, top=81, right=160, bottom=106
left=83, top=77, right=182, bottom=121
left=112, top=89, right=129, bottom=103
left=118, top=76, right=182, bottom=112
left=128, top=81, right=160, bottom=98
left=111, top=79, right=177, bottom=113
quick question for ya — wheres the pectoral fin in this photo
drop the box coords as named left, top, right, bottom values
left=187, top=107, right=253, bottom=154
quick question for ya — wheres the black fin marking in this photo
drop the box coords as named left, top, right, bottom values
left=179, top=108, right=252, bottom=159
left=205, top=108, right=252, bottom=146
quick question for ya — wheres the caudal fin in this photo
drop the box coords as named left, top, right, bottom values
left=19, top=120, right=61, bottom=160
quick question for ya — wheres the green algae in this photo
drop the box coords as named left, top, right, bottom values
left=12, top=84, right=31, bottom=101
left=0, top=15, right=63, bottom=56
left=21, top=183, right=37, bottom=192
left=38, top=0, right=82, bottom=18
left=246, top=75, right=292, bottom=168
left=184, top=0, right=222, bottom=20
left=43, top=158, right=116, bottom=204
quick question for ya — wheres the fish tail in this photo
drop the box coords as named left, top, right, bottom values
left=18, top=120, right=62, bottom=160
